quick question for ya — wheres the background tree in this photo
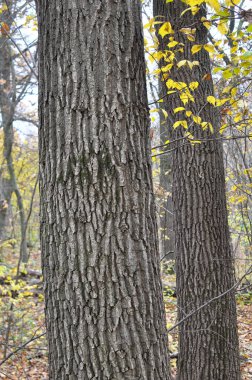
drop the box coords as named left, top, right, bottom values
left=143, top=3, right=175, bottom=262
left=0, top=0, right=40, bottom=366
left=152, top=0, right=241, bottom=378
left=38, top=1, right=171, bottom=378
left=0, top=0, right=38, bottom=262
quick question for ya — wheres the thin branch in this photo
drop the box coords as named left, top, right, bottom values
left=152, top=133, right=252, bottom=158
left=167, top=265, right=252, bottom=333
left=0, top=332, right=46, bottom=367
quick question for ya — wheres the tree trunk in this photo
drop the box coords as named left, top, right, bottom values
left=38, top=1, right=171, bottom=379
left=0, top=2, right=28, bottom=262
left=153, top=1, right=240, bottom=379
left=159, top=104, right=174, bottom=261
left=153, top=7, right=175, bottom=263
left=0, top=175, right=12, bottom=240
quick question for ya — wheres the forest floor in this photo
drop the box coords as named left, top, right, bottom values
left=0, top=251, right=252, bottom=379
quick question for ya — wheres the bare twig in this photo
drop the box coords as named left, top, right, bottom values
left=167, top=265, right=252, bottom=333
left=0, top=332, right=46, bottom=367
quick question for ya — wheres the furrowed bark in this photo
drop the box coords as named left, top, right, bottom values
left=153, top=0, right=240, bottom=379
left=38, top=1, right=171, bottom=379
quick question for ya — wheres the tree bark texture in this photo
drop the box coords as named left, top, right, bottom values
left=159, top=112, right=174, bottom=261
left=153, top=1, right=240, bottom=379
left=153, top=7, right=175, bottom=263
left=0, top=2, right=28, bottom=261
left=38, top=1, right=171, bottom=379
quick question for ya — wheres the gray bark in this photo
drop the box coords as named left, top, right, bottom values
left=0, top=175, right=12, bottom=240
left=153, top=9, right=175, bottom=263
left=0, top=2, right=28, bottom=261
left=159, top=113, right=174, bottom=261
left=38, top=1, right=171, bottom=379
left=153, top=1, right=241, bottom=379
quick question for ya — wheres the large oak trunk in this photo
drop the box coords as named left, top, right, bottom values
left=153, top=1, right=240, bottom=379
left=38, top=1, right=171, bottom=379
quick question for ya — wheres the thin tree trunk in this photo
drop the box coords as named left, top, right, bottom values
left=38, top=1, right=171, bottom=379
left=153, top=1, right=240, bottom=379
left=0, top=2, right=28, bottom=262
left=159, top=112, right=174, bottom=261
left=0, top=175, right=12, bottom=240
left=153, top=10, right=175, bottom=263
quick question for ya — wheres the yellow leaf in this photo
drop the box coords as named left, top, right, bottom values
left=161, top=63, right=174, bottom=72
left=173, top=107, right=185, bottom=113
left=187, top=34, right=196, bottom=41
left=201, top=17, right=211, bottom=29
left=176, top=82, right=187, bottom=90
left=181, top=120, right=188, bottom=129
left=201, top=122, right=208, bottom=130
left=222, top=86, right=231, bottom=94
left=173, top=120, right=188, bottom=129
left=185, top=132, right=194, bottom=140
left=220, top=124, right=228, bottom=134
left=180, top=27, right=196, bottom=35
left=187, top=61, right=195, bottom=70
left=208, top=122, right=214, bottom=133
left=191, top=45, right=202, bottom=54
left=144, top=19, right=162, bottom=30
left=206, top=0, right=221, bottom=11
left=166, top=79, right=176, bottom=89
left=193, top=115, right=202, bottom=124
left=191, top=5, right=200, bottom=15
left=177, top=60, right=187, bottom=68
left=207, top=95, right=216, bottom=106
left=222, top=69, right=233, bottom=79
left=184, top=0, right=204, bottom=6
left=231, top=87, right=237, bottom=97
left=180, top=92, right=194, bottom=104
left=162, top=109, right=168, bottom=119
left=181, top=2, right=202, bottom=15
left=159, top=22, right=174, bottom=38
left=204, top=44, right=215, bottom=53
left=168, top=41, right=178, bottom=48
left=216, top=98, right=229, bottom=106
left=231, top=45, right=238, bottom=54
left=173, top=121, right=182, bottom=129
left=217, top=21, right=228, bottom=35
left=234, top=114, right=241, bottom=123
